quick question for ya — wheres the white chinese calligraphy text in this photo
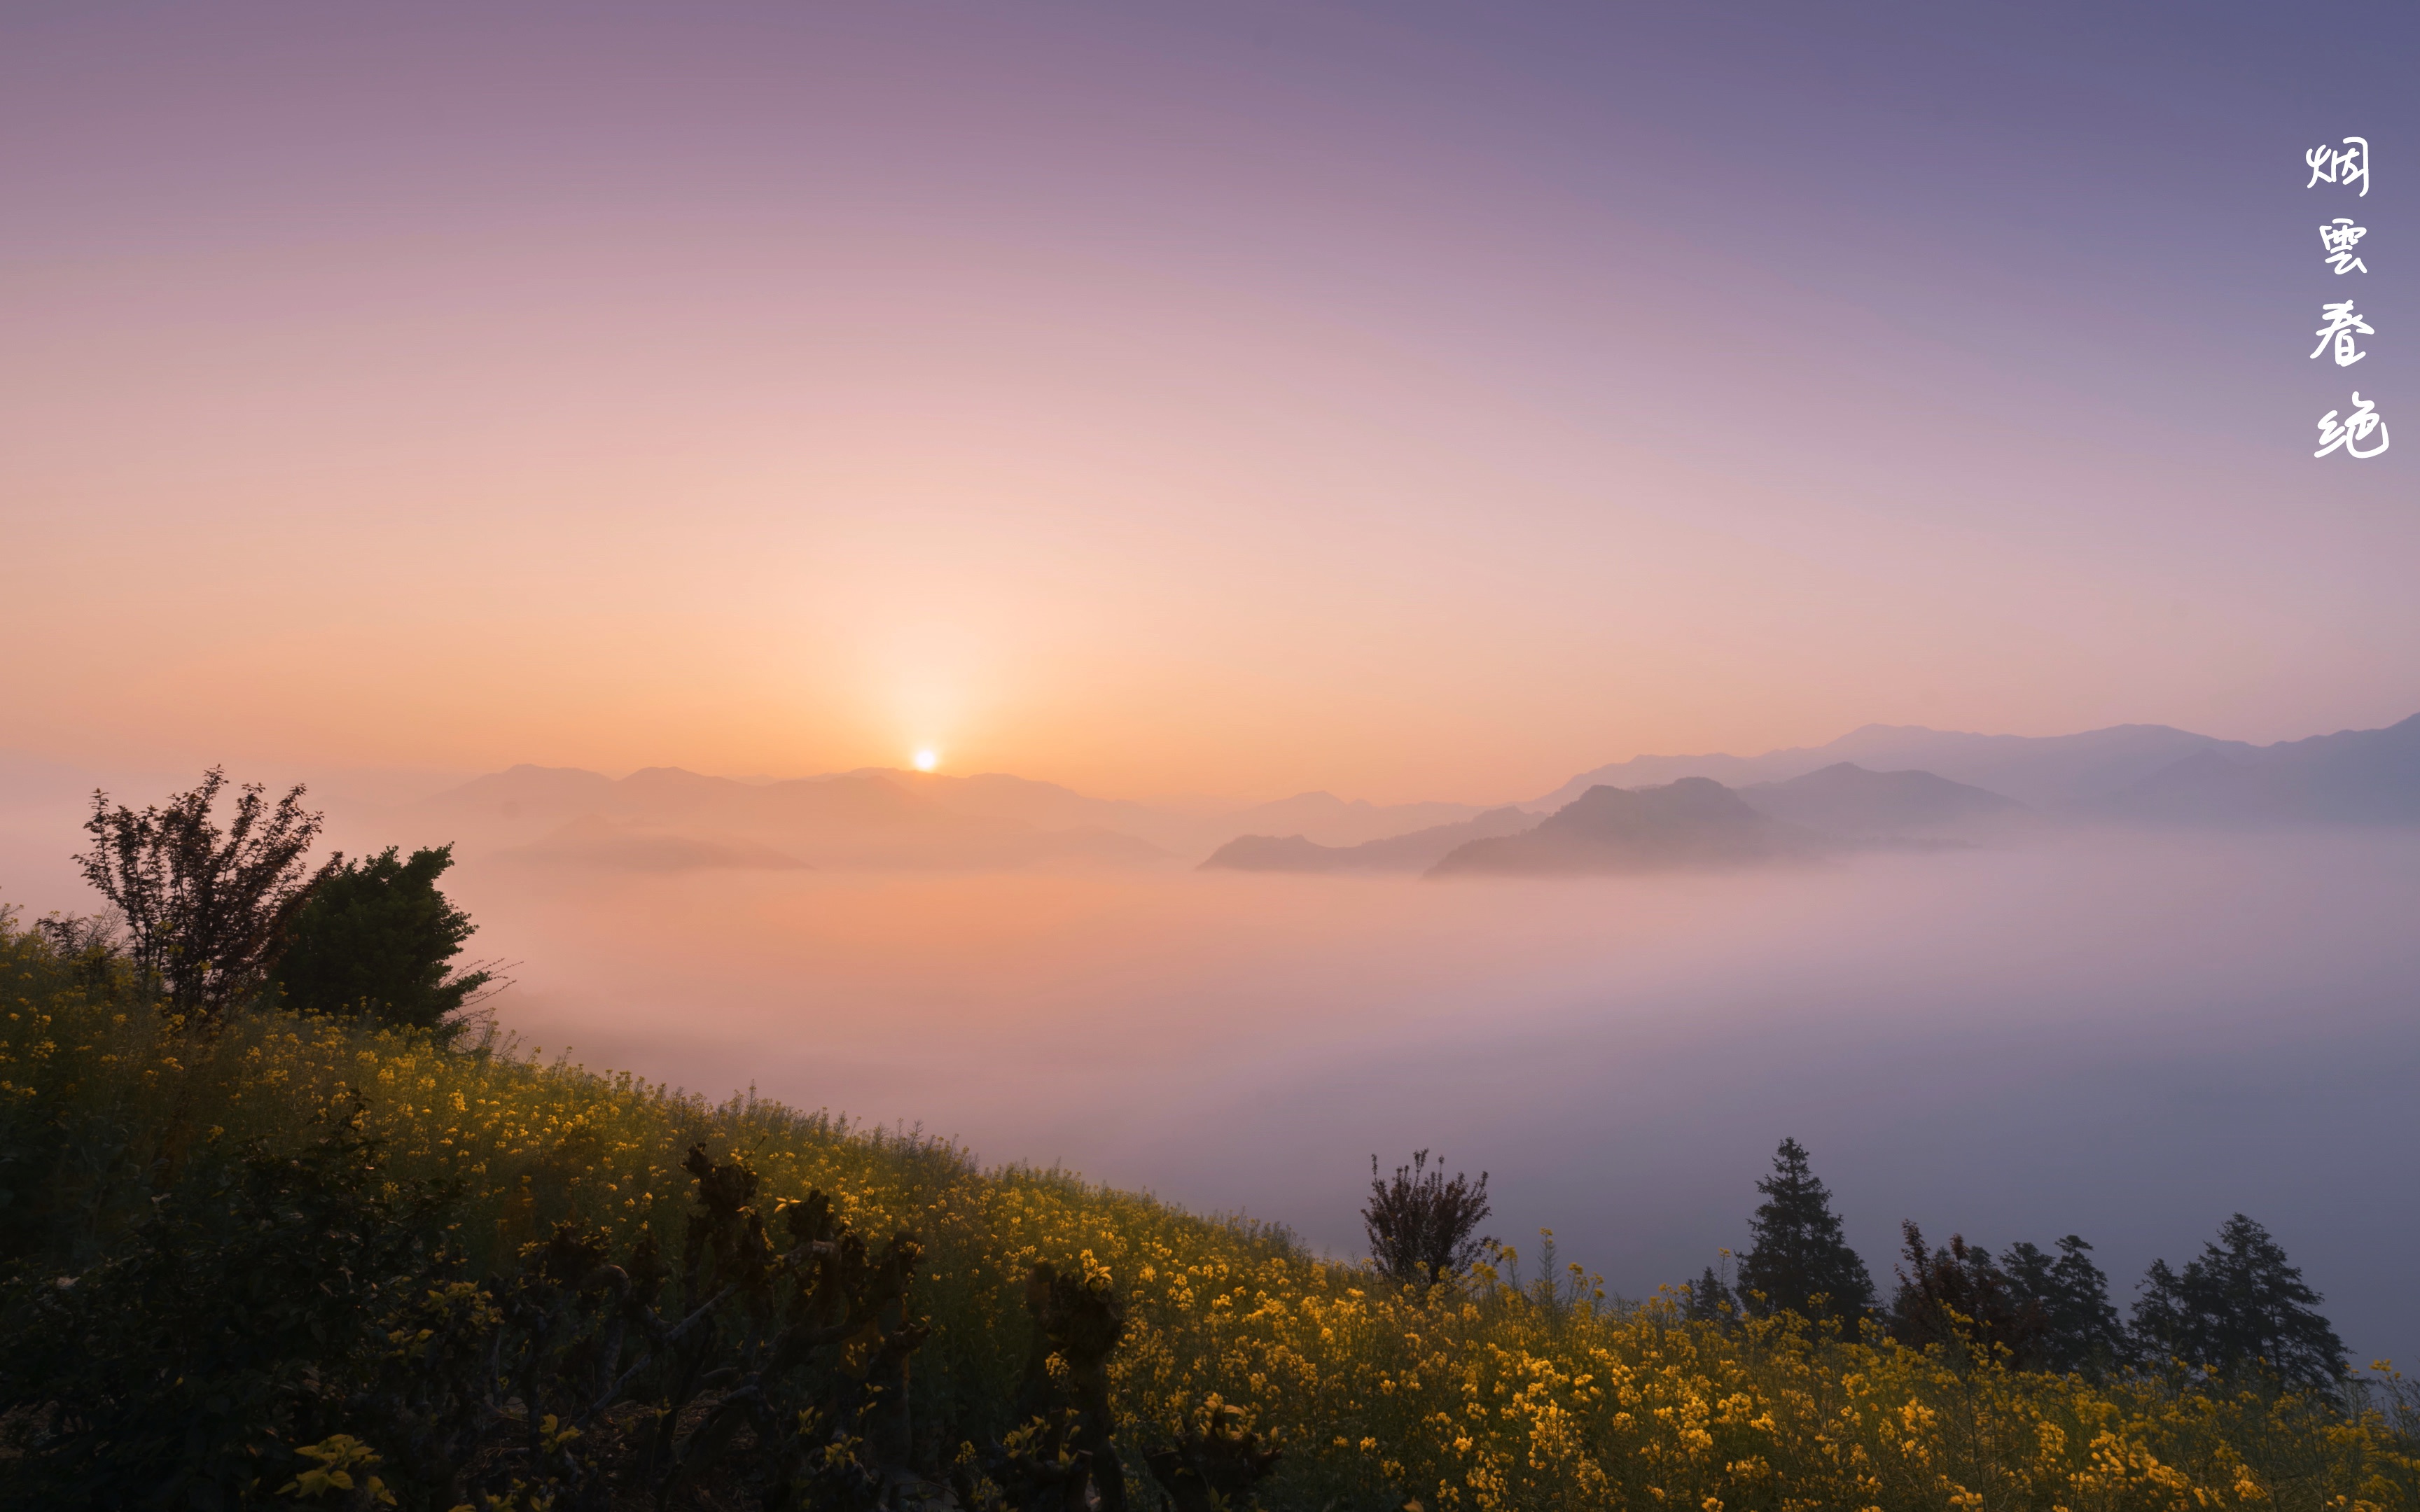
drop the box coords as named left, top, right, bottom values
left=2304, top=136, right=2370, bottom=196
left=2314, top=393, right=2389, bottom=458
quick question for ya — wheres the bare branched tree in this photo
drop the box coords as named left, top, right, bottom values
left=1363, top=1149, right=1494, bottom=1286
left=76, top=769, right=340, bottom=1023
left=32, top=907, right=123, bottom=958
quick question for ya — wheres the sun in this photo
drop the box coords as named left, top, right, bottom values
left=912, top=749, right=939, bottom=772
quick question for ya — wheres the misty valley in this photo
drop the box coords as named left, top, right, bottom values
left=10, top=8, right=2414, bottom=1503
left=6, top=714, right=2417, bottom=1508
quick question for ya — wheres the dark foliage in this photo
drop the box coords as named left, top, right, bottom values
left=0, top=920, right=151, bottom=1267
left=1681, top=1263, right=1739, bottom=1325
left=29, top=909, right=121, bottom=959
left=956, top=1259, right=1148, bottom=1511
left=1889, top=1222, right=2043, bottom=1365
left=74, top=769, right=338, bottom=1023
left=1027, top=1260, right=1128, bottom=1510
left=272, top=844, right=498, bottom=1038
left=470, top=1142, right=940, bottom=1510
left=0, top=1109, right=950, bottom=1508
left=1143, top=1406, right=1283, bottom=1512
left=0, top=1099, right=471, bottom=1508
left=2002, top=1236, right=2127, bottom=1378
left=2132, top=1213, right=2349, bottom=1395
left=1363, top=1149, right=1494, bottom=1286
left=1735, top=1137, right=1875, bottom=1325
left=1884, top=1224, right=2134, bottom=1381
left=0, top=1074, right=1246, bottom=1511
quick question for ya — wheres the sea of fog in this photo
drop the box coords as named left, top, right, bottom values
left=429, top=832, right=2419, bottom=1366
left=4, top=801, right=2414, bottom=1365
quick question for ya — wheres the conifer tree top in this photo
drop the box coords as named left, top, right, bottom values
left=1737, top=1137, right=1876, bottom=1324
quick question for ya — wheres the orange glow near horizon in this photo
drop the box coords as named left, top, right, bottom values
left=0, top=8, right=2413, bottom=806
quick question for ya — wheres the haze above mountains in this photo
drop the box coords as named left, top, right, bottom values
left=356, top=711, right=2420, bottom=878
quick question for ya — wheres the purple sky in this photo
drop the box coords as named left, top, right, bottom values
left=4, top=3, right=2412, bottom=798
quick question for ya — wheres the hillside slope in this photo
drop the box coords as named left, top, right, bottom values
left=0, top=925, right=2405, bottom=1511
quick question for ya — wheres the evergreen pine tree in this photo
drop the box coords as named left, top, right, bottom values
left=1681, top=1263, right=1739, bottom=1325
left=2002, top=1236, right=2127, bottom=1377
left=1735, top=1138, right=1876, bottom=1325
left=2132, top=1214, right=2347, bottom=1394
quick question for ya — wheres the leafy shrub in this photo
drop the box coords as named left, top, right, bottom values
left=1362, top=1150, right=1493, bottom=1287
left=271, top=844, right=499, bottom=1040
left=0, top=1100, right=469, bottom=1507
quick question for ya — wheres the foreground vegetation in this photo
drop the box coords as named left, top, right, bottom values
left=5, top=916, right=2416, bottom=1511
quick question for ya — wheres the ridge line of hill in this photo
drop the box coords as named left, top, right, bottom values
left=362, top=709, right=2420, bottom=874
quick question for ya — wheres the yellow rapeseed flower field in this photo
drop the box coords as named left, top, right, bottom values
left=4, top=923, right=2413, bottom=1511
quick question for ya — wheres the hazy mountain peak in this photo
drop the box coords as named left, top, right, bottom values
left=1199, top=805, right=1534, bottom=874
left=1832, top=722, right=1941, bottom=739
left=1435, top=778, right=1823, bottom=876
left=1737, top=762, right=2028, bottom=839
left=2103, top=709, right=2420, bottom=825
left=618, top=766, right=738, bottom=790
left=1535, top=721, right=2261, bottom=811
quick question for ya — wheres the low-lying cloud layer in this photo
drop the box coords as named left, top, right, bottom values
left=442, top=830, right=2419, bottom=1366
left=4, top=725, right=2413, bottom=1366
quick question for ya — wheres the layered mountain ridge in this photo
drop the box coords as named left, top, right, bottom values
left=1431, top=778, right=1830, bottom=876
left=379, top=709, right=2420, bottom=876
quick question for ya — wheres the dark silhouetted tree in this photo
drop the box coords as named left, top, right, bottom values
left=1890, top=1222, right=2041, bottom=1364
left=76, top=769, right=338, bottom=1023
left=1735, top=1137, right=1875, bottom=1324
left=32, top=908, right=121, bottom=959
left=1681, top=1261, right=1739, bottom=1325
left=2132, top=1214, right=2347, bottom=1394
left=2003, top=1236, right=2127, bottom=1377
left=1363, top=1150, right=1493, bottom=1285
left=271, top=845, right=499, bottom=1040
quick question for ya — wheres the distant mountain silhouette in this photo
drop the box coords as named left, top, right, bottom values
left=1737, top=763, right=2030, bottom=839
left=408, top=764, right=618, bottom=840
left=498, top=814, right=809, bottom=872
left=2101, top=713, right=2420, bottom=825
left=1431, top=779, right=1830, bottom=876
left=1534, top=724, right=2255, bottom=811
left=403, top=765, right=1163, bottom=870
left=1213, top=792, right=1488, bottom=848
left=1199, top=806, right=1534, bottom=874
left=389, top=707, right=2420, bottom=876
left=398, top=762, right=1489, bottom=866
